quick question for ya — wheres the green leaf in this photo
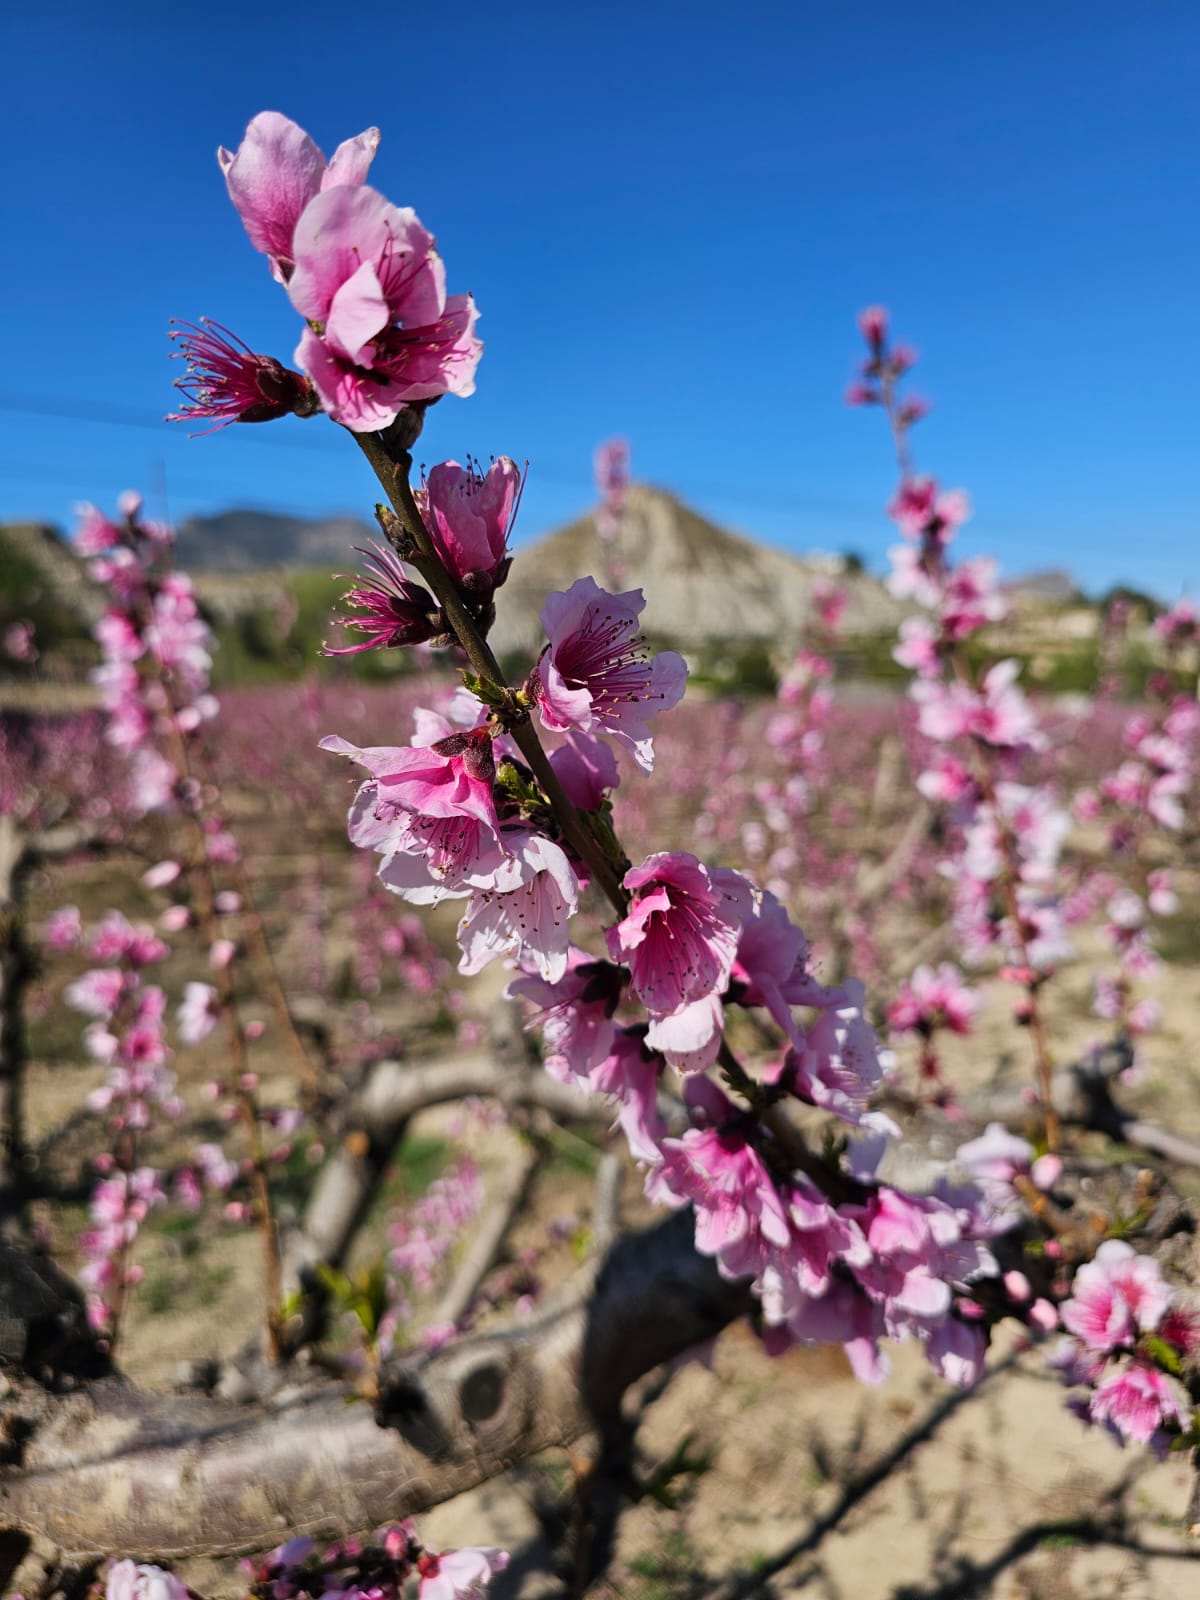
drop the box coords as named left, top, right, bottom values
left=1142, top=1332, right=1184, bottom=1375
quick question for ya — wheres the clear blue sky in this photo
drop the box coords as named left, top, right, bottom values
left=3, top=2, right=1197, bottom=598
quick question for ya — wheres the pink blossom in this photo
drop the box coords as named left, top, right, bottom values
left=644, top=991, right=726, bottom=1074
left=857, top=305, right=888, bottom=346
left=888, top=964, right=978, bottom=1037
left=106, top=1561, right=189, bottom=1600
left=757, top=1178, right=871, bottom=1312
left=951, top=1121, right=1049, bottom=1229
left=1060, top=1240, right=1172, bottom=1352
left=194, top=1142, right=239, bottom=1191
left=326, top=542, right=441, bottom=655
left=547, top=730, right=620, bottom=810
left=1088, top=1360, right=1191, bottom=1445
left=973, top=660, right=1043, bottom=749
left=723, top=877, right=845, bottom=1042
left=594, top=437, right=631, bottom=538
left=888, top=476, right=970, bottom=545
left=167, top=320, right=312, bottom=432
left=589, top=1028, right=667, bottom=1162
left=916, top=753, right=975, bottom=805
left=655, top=1119, right=791, bottom=1278
left=286, top=184, right=481, bottom=430
left=456, top=832, right=579, bottom=983
left=812, top=578, right=848, bottom=632
left=177, top=982, right=221, bottom=1045
left=779, top=983, right=894, bottom=1134
left=1153, top=598, right=1199, bottom=648
left=323, top=726, right=499, bottom=839
left=606, top=852, right=743, bottom=1018
left=910, top=677, right=977, bottom=742
left=65, top=967, right=128, bottom=1018
left=1029, top=1298, right=1059, bottom=1332
left=218, top=110, right=380, bottom=281
left=327, top=722, right=519, bottom=905
left=1147, top=869, right=1178, bottom=916
left=847, top=1185, right=996, bottom=1354
left=4, top=618, right=37, bottom=662
left=141, top=860, right=181, bottom=890
left=74, top=504, right=123, bottom=556
left=775, top=1276, right=889, bottom=1383
left=507, top=950, right=623, bottom=1083
left=886, top=542, right=942, bottom=608
left=1127, top=997, right=1162, bottom=1035
left=939, top=556, right=1006, bottom=638
left=421, top=458, right=522, bottom=600
left=996, top=783, right=1070, bottom=883
left=534, top=578, right=687, bottom=772
left=43, top=904, right=82, bottom=953
left=417, top=1546, right=509, bottom=1600
left=91, top=911, right=169, bottom=967
left=913, top=660, right=1041, bottom=751
left=893, top=616, right=940, bottom=678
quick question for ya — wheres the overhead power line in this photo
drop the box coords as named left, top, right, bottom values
left=0, top=392, right=878, bottom=521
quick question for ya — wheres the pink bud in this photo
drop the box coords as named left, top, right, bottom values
left=1003, top=1270, right=1031, bottom=1303
left=245, top=1019, right=266, bottom=1040
left=141, top=860, right=182, bottom=890
left=383, top=1524, right=414, bottom=1561
left=857, top=305, right=888, bottom=346
left=210, top=938, right=236, bottom=968
left=1030, top=1154, right=1063, bottom=1190
left=1029, top=1298, right=1059, bottom=1332
left=845, top=381, right=876, bottom=406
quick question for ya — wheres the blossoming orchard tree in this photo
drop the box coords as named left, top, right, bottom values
left=3, top=111, right=1200, bottom=1598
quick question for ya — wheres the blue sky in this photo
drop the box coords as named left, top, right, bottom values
left=3, top=2, right=1197, bottom=597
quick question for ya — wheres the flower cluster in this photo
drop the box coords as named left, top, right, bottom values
left=850, top=310, right=1074, bottom=1108
left=109, top=1525, right=507, bottom=1600
left=198, top=112, right=481, bottom=432
left=1053, top=1241, right=1197, bottom=1449
left=82, top=496, right=217, bottom=815
left=59, top=909, right=182, bottom=1336
left=327, top=454, right=523, bottom=651
left=1071, top=618, right=1198, bottom=1043
left=389, top=1155, right=484, bottom=1339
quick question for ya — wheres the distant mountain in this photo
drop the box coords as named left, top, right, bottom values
left=175, top=508, right=375, bottom=572
left=1001, top=568, right=1082, bottom=605
left=490, top=484, right=905, bottom=654
left=173, top=487, right=905, bottom=651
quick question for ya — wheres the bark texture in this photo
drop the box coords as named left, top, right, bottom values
left=1, top=1210, right=752, bottom=1563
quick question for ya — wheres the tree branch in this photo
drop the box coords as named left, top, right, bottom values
left=2, top=1211, right=750, bottom=1562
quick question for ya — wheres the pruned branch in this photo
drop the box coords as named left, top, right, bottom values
left=1, top=1210, right=750, bottom=1563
